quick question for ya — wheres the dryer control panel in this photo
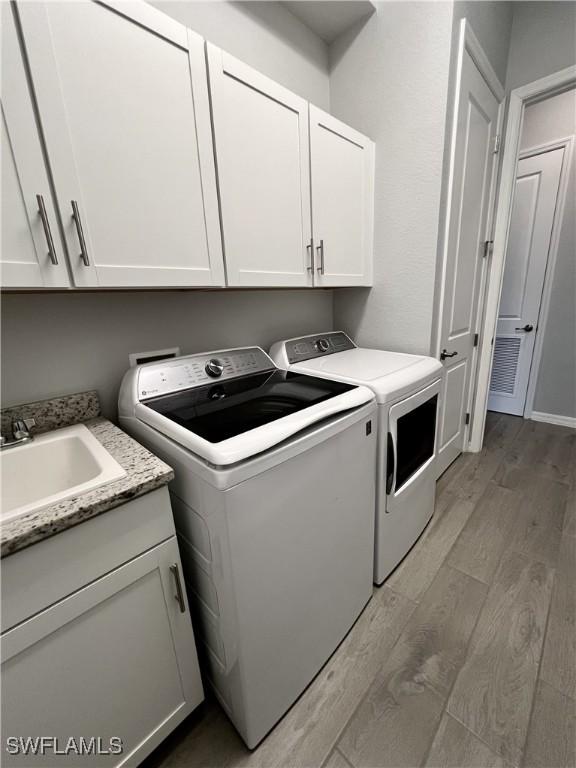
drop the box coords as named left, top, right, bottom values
left=137, top=347, right=275, bottom=400
left=285, top=332, right=356, bottom=364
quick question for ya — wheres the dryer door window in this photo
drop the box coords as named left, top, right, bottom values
left=387, top=380, right=440, bottom=495
left=394, top=394, right=437, bottom=490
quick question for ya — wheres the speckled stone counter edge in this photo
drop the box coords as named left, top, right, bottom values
left=1, top=390, right=101, bottom=436
left=1, top=400, right=174, bottom=558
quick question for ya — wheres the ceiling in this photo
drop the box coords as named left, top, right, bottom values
left=282, top=1, right=375, bottom=45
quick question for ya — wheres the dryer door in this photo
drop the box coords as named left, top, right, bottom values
left=387, top=381, right=440, bottom=496
left=379, top=380, right=441, bottom=580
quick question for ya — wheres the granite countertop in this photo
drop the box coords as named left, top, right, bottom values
left=1, top=393, right=174, bottom=558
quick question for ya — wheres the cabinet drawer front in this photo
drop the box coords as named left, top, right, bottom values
left=2, top=488, right=174, bottom=631
left=16, top=1, right=223, bottom=288
left=2, top=537, right=203, bottom=767
left=207, top=44, right=312, bottom=287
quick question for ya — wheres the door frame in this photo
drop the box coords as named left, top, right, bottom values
left=470, top=65, right=576, bottom=451
left=433, top=18, right=504, bottom=463
left=519, top=137, right=574, bottom=418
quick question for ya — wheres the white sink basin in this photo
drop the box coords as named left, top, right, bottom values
left=0, top=423, right=126, bottom=523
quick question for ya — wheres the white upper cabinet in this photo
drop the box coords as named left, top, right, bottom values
left=16, top=1, right=224, bottom=288
left=1, top=3, right=70, bottom=289
left=207, top=44, right=313, bottom=288
left=206, top=46, right=374, bottom=288
left=310, top=106, right=374, bottom=287
left=7, top=1, right=374, bottom=291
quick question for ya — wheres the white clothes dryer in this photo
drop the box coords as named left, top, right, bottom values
left=270, top=332, right=443, bottom=585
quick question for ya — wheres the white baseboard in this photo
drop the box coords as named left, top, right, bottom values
left=529, top=411, right=576, bottom=429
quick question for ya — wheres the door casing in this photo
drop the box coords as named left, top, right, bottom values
left=488, top=144, right=568, bottom=417
left=433, top=19, right=504, bottom=475
left=470, top=65, right=576, bottom=451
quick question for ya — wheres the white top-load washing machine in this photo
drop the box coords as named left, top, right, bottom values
left=118, top=346, right=377, bottom=749
left=270, top=332, right=443, bottom=585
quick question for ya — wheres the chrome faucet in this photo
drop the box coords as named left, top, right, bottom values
left=0, top=418, right=36, bottom=450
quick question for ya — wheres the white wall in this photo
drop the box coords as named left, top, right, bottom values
left=150, top=1, right=330, bottom=108
left=452, top=1, right=513, bottom=85
left=330, top=1, right=454, bottom=355
left=1, top=290, right=333, bottom=419
left=506, top=2, right=576, bottom=90
left=519, top=89, right=576, bottom=419
left=1, top=1, right=333, bottom=419
left=330, top=1, right=513, bottom=357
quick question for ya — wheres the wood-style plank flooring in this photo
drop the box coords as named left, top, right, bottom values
left=145, top=414, right=575, bottom=768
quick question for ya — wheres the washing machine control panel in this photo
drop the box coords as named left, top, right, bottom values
left=138, top=347, right=274, bottom=399
left=285, top=332, right=356, bottom=364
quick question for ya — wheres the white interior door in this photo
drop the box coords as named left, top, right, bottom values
left=1, top=3, right=69, bottom=288
left=488, top=148, right=564, bottom=415
left=207, top=44, right=312, bottom=287
left=17, top=1, right=223, bottom=288
left=436, top=48, right=501, bottom=476
left=309, top=106, right=374, bottom=287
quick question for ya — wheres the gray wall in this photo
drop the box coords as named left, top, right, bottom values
left=506, top=2, right=576, bottom=90
left=329, top=1, right=454, bottom=355
left=1, top=1, right=332, bottom=419
left=452, top=1, right=513, bottom=85
left=330, top=1, right=513, bottom=356
left=519, top=89, right=576, bottom=419
left=4, top=1, right=574, bottom=423
left=1, top=290, right=333, bottom=419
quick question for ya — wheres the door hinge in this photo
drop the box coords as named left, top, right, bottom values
left=483, top=240, right=494, bottom=258
left=493, top=134, right=501, bottom=154
left=465, top=412, right=470, bottom=426
left=473, top=333, right=479, bottom=347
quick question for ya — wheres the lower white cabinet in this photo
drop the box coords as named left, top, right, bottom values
left=1, top=490, right=203, bottom=767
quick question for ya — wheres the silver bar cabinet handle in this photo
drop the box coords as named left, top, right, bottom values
left=316, top=239, right=325, bottom=274
left=71, top=200, right=90, bottom=266
left=306, top=238, right=314, bottom=272
left=169, top=563, right=186, bottom=613
left=36, top=194, right=58, bottom=265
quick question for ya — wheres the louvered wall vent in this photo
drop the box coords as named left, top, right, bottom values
left=490, top=336, right=522, bottom=395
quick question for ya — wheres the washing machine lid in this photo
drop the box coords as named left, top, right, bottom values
left=121, top=347, right=374, bottom=465
left=269, top=333, right=443, bottom=404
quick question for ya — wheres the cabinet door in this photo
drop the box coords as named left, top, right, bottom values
left=207, top=44, right=312, bottom=287
left=16, top=1, right=223, bottom=288
left=1, top=538, right=203, bottom=767
left=310, top=106, right=374, bottom=287
left=1, top=3, right=69, bottom=289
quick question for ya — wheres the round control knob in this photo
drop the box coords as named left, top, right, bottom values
left=205, top=358, right=224, bottom=378
left=315, top=338, right=330, bottom=352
